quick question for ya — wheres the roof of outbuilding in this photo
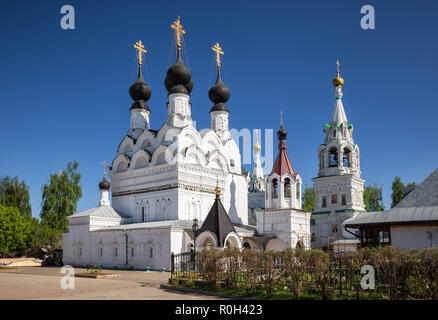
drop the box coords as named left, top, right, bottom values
left=344, top=168, right=438, bottom=227
left=344, top=206, right=438, bottom=227
left=70, top=206, right=123, bottom=219
left=396, top=168, right=438, bottom=208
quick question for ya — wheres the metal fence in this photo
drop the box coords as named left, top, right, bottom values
left=171, top=252, right=200, bottom=275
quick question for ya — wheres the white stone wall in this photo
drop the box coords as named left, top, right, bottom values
left=255, top=208, right=311, bottom=250
left=391, top=225, right=438, bottom=250
left=63, top=225, right=191, bottom=270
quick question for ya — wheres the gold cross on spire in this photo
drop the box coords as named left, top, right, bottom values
left=171, top=16, right=186, bottom=52
left=212, top=43, right=224, bottom=69
left=336, top=59, right=340, bottom=76
left=100, top=161, right=108, bottom=178
left=280, top=110, right=284, bottom=127
left=254, top=129, right=260, bottom=144
left=133, top=40, right=147, bottom=66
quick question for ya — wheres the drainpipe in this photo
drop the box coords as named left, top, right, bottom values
left=123, top=229, right=128, bottom=266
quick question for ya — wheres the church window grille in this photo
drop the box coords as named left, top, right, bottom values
left=311, top=233, right=316, bottom=242
left=272, top=179, right=278, bottom=198
left=284, top=178, right=291, bottom=198
left=342, top=194, right=346, bottom=205
left=131, top=247, right=134, bottom=257
left=329, top=147, right=338, bottom=167
left=331, top=224, right=338, bottom=233
left=150, top=247, right=153, bottom=258
left=322, top=196, right=327, bottom=208
left=331, top=194, right=338, bottom=204
left=142, top=207, right=145, bottom=222
left=114, top=248, right=118, bottom=257
left=99, top=247, right=103, bottom=257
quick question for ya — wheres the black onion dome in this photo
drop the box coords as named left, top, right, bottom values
left=209, top=71, right=230, bottom=113
left=99, top=177, right=111, bottom=190
left=165, top=55, right=193, bottom=94
left=129, top=68, right=151, bottom=102
left=277, top=126, right=287, bottom=140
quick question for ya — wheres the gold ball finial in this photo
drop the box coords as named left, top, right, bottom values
left=333, top=60, right=344, bottom=87
left=215, top=176, right=221, bottom=195
left=253, top=129, right=261, bottom=152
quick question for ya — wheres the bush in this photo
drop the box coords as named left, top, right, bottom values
left=175, top=246, right=438, bottom=300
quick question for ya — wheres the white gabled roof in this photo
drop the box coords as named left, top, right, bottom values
left=70, top=205, right=122, bottom=219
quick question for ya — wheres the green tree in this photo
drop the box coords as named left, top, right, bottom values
left=40, top=161, right=82, bottom=232
left=302, top=186, right=315, bottom=212
left=363, top=184, right=385, bottom=212
left=391, top=176, right=405, bottom=208
left=27, top=218, right=63, bottom=253
left=0, top=205, right=30, bottom=256
left=0, top=176, right=32, bottom=217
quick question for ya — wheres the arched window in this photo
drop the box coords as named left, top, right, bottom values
left=329, top=147, right=338, bottom=167
left=272, top=179, right=278, bottom=198
left=343, top=148, right=351, bottom=167
left=141, top=206, right=145, bottom=222
left=284, top=178, right=291, bottom=198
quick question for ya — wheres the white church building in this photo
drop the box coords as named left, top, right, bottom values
left=63, top=18, right=310, bottom=270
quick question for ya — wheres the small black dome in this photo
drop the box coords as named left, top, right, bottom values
left=277, top=126, right=287, bottom=140
left=165, top=55, right=193, bottom=94
left=208, top=72, right=230, bottom=104
left=129, top=68, right=151, bottom=102
left=99, top=177, right=110, bottom=190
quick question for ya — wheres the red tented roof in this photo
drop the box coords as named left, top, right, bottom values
left=270, top=140, right=297, bottom=177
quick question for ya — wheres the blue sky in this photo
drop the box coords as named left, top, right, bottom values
left=0, top=0, right=437, bottom=217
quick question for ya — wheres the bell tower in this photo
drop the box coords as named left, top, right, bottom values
left=311, top=61, right=365, bottom=247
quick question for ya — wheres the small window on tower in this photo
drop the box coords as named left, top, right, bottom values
left=284, top=178, right=291, bottom=198
left=332, top=224, right=338, bottom=233
left=331, top=194, right=338, bottom=204
left=333, top=130, right=336, bottom=138
left=342, top=194, right=346, bottom=205
left=142, top=207, right=145, bottom=222
left=272, top=179, right=278, bottom=198
left=230, top=159, right=235, bottom=167
left=322, top=196, right=327, bottom=208
left=99, top=247, right=103, bottom=257
left=131, top=247, right=135, bottom=257
left=150, top=247, right=153, bottom=258
left=114, top=247, right=118, bottom=257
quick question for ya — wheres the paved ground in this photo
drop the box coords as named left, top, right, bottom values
left=0, top=267, right=225, bottom=300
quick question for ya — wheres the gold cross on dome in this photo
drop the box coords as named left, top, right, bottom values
left=171, top=16, right=186, bottom=51
left=100, top=161, right=108, bottom=178
left=212, top=43, right=224, bottom=69
left=133, top=40, right=147, bottom=66
left=336, top=60, right=340, bottom=75
left=280, top=110, right=284, bottom=127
